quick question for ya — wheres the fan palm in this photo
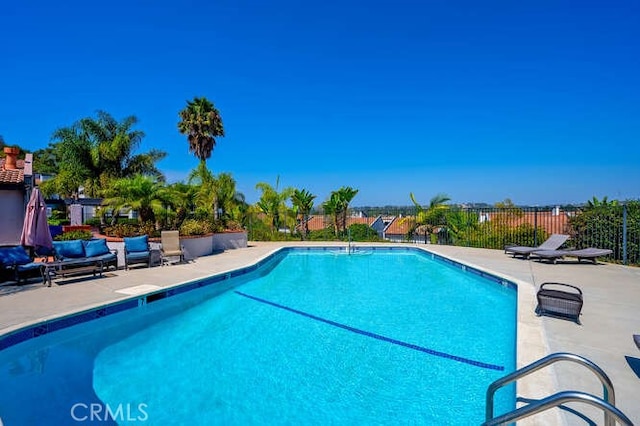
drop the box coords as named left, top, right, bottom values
left=177, top=97, right=225, bottom=163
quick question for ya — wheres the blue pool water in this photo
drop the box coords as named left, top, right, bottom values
left=0, top=248, right=517, bottom=425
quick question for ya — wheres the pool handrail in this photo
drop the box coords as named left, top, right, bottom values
left=485, top=352, right=621, bottom=426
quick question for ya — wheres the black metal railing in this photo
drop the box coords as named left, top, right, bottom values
left=247, top=202, right=640, bottom=266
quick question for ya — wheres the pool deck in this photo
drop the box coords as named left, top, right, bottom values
left=1, top=242, right=638, bottom=425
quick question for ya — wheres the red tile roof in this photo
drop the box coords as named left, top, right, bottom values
left=485, top=211, right=570, bottom=235
left=384, top=217, right=416, bottom=235
left=0, top=158, right=25, bottom=185
left=300, top=215, right=379, bottom=232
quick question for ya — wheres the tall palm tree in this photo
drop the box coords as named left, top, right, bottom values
left=291, top=189, right=316, bottom=239
left=177, top=97, right=225, bottom=163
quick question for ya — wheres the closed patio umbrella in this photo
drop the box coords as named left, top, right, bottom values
left=20, top=187, right=53, bottom=252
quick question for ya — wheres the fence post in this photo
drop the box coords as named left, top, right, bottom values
left=623, top=203, right=628, bottom=265
left=534, top=206, right=538, bottom=246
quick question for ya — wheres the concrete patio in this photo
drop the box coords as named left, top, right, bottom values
left=0, top=242, right=638, bottom=425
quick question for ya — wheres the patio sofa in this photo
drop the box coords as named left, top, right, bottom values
left=52, top=239, right=118, bottom=271
left=0, top=246, right=44, bottom=283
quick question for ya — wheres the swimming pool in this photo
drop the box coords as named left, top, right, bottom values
left=0, top=247, right=517, bottom=425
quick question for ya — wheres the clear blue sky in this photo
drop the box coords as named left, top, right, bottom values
left=2, top=0, right=638, bottom=207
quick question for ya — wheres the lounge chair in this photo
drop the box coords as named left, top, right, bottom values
left=160, top=231, right=185, bottom=265
left=504, top=234, right=569, bottom=259
left=123, top=235, right=151, bottom=269
left=532, top=248, right=613, bottom=264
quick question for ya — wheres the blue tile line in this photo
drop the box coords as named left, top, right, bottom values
left=234, top=291, right=504, bottom=372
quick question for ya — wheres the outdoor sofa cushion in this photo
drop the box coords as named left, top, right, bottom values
left=0, top=246, right=32, bottom=266
left=53, top=240, right=85, bottom=259
left=83, top=239, right=111, bottom=257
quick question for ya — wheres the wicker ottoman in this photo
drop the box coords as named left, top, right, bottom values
left=536, top=282, right=583, bottom=324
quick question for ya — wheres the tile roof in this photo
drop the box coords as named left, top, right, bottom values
left=0, top=158, right=25, bottom=185
left=485, top=211, right=571, bottom=236
left=384, top=216, right=416, bottom=235
left=299, top=215, right=380, bottom=232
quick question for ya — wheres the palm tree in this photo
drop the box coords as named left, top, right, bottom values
left=291, top=189, right=316, bottom=239
left=101, top=175, right=168, bottom=225
left=335, top=186, right=358, bottom=235
left=323, top=186, right=358, bottom=236
left=163, top=182, right=197, bottom=229
left=188, top=161, right=217, bottom=217
left=40, top=111, right=166, bottom=198
left=322, top=193, right=342, bottom=237
left=407, top=192, right=451, bottom=241
left=177, top=97, right=225, bottom=163
left=214, top=172, right=246, bottom=226
left=255, top=177, right=294, bottom=233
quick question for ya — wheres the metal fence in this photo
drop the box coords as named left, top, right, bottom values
left=247, top=203, right=640, bottom=266
left=351, top=204, right=640, bottom=266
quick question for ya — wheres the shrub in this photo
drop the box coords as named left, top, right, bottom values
left=347, top=223, right=381, bottom=242
left=309, top=228, right=339, bottom=241
left=179, top=219, right=212, bottom=236
left=55, top=230, right=93, bottom=241
left=84, top=217, right=102, bottom=227
left=103, top=223, right=138, bottom=238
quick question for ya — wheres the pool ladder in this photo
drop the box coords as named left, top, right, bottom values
left=483, top=352, right=634, bottom=426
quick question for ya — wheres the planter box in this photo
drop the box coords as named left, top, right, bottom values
left=105, top=231, right=247, bottom=267
left=182, top=235, right=214, bottom=259
left=62, top=225, right=92, bottom=233
left=212, top=232, right=247, bottom=251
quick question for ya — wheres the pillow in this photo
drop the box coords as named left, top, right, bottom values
left=124, top=235, right=149, bottom=253
left=53, top=240, right=85, bottom=259
left=83, top=239, right=110, bottom=257
left=0, top=246, right=32, bottom=266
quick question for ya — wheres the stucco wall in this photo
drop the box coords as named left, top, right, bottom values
left=105, top=232, right=248, bottom=268
left=0, top=190, right=25, bottom=245
left=212, top=232, right=247, bottom=251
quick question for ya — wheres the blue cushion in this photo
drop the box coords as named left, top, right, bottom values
left=53, top=240, right=85, bottom=259
left=124, top=235, right=149, bottom=253
left=17, top=262, right=43, bottom=272
left=83, top=239, right=110, bottom=257
left=0, top=246, right=32, bottom=266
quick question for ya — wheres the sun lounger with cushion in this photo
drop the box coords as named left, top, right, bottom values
left=531, top=248, right=613, bottom=264
left=504, top=234, right=569, bottom=259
